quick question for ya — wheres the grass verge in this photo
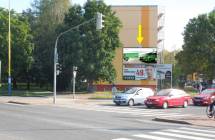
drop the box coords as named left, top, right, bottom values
left=89, top=92, right=113, bottom=99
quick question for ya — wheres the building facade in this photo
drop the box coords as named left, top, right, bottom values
left=96, top=5, right=164, bottom=91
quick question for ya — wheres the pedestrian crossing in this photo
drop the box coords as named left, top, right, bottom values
left=112, top=127, right=215, bottom=140
left=61, top=103, right=193, bottom=118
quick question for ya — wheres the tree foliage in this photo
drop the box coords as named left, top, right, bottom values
left=0, top=8, right=33, bottom=88
left=57, top=0, right=122, bottom=90
left=30, top=0, right=70, bottom=87
left=176, top=10, right=215, bottom=80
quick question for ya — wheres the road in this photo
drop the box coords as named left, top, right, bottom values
left=0, top=101, right=214, bottom=140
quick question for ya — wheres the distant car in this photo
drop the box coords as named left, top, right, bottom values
left=193, top=88, right=215, bottom=106
left=145, top=89, right=191, bottom=109
left=113, top=87, right=154, bottom=106
left=139, top=52, right=157, bottom=63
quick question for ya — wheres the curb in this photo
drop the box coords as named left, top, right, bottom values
left=153, top=117, right=191, bottom=125
left=7, top=101, right=30, bottom=105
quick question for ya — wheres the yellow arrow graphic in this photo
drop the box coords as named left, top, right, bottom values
left=137, top=24, right=143, bottom=45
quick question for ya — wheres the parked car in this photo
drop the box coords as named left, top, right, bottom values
left=113, top=87, right=154, bottom=106
left=193, top=88, right=215, bottom=106
left=145, top=89, right=191, bottom=109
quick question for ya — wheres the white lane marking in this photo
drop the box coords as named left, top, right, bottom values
left=165, top=129, right=215, bottom=138
left=62, top=104, right=192, bottom=117
left=72, top=105, right=185, bottom=114
left=133, top=134, right=176, bottom=140
left=152, top=131, right=214, bottom=140
left=112, top=138, right=133, bottom=140
left=179, top=127, right=215, bottom=134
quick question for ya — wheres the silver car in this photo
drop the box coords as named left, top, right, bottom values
left=113, top=87, right=154, bottom=106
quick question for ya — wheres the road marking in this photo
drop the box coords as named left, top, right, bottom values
left=165, top=129, right=215, bottom=138
left=179, top=127, right=215, bottom=134
left=133, top=134, right=176, bottom=140
left=151, top=131, right=214, bottom=140
left=60, top=104, right=193, bottom=118
left=112, top=138, right=133, bottom=140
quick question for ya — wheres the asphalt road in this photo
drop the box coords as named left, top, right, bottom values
left=0, top=102, right=214, bottom=140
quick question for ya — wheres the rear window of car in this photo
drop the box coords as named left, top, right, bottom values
left=157, top=89, right=171, bottom=96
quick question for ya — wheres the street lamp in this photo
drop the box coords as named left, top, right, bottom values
left=53, top=12, right=104, bottom=104
left=73, top=66, right=78, bottom=99
left=8, top=0, right=12, bottom=96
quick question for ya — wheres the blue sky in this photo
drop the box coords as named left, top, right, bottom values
left=0, top=0, right=214, bottom=51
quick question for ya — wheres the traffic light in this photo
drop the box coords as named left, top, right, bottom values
left=96, top=12, right=104, bottom=30
left=56, top=63, right=62, bottom=75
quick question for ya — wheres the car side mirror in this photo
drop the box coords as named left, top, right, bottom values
left=135, top=93, right=139, bottom=96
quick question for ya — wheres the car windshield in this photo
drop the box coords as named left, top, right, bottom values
left=124, top=88, right=137, bottom=94
left=157, top=89, right=171, bottom=96
left=201, top=89, right=215, bottom=94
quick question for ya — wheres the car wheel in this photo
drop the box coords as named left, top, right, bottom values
left=183, top=101, right=188, bottom=108
left=162, top=102, right=168, bottom=109
left=128, top=99, right=134, bottom=106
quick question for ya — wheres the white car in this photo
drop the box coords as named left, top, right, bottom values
left=113, top=87, right=155, bottom=106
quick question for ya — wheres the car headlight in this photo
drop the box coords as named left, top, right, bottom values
left=155, top=99, right=160, bottom=102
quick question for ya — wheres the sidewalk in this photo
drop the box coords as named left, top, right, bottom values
left=154, top=116, right=215, bottom=127
left=0, top=94, right=111, bottom=106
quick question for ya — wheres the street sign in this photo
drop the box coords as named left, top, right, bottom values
left=165, top=71, right=172, bottom=79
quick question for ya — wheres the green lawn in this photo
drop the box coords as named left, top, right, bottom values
left=89, top=91, right=113, bottom=99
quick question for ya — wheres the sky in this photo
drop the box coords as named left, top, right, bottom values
left=0, top=0, right=214, bottom=52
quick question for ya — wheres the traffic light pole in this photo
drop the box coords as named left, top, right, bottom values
left=53, top=17, right=97, bottom=104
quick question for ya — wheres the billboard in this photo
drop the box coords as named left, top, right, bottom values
left=123, top=64, right=156, bottom=80
left=123, top=48, right=157, bottom=64
left=156, top=64, right=172, bottom=80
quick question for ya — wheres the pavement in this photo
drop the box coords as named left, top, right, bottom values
left=0, top=94, right=214, bottom=127
left=0, top=94, right=97, bottom=105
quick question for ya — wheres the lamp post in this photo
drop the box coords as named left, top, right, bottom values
left=73, top=66, right=78, bottom=99
left=53, top=12, right=104, bottom=104
left=8, top=0, right=12, bottom=96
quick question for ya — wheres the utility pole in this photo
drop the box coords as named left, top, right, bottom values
left=73, top=66, right=78, bottom=99
left=8, top=0, right=12, bottom=96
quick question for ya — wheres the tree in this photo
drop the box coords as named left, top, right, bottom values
left=31, top=0, right=70, bottom=88
left=57, top=0, right=122, bottom=91
left=176, top=10, right=215, bottom=81
left=0, top=8, right=34, bottom=89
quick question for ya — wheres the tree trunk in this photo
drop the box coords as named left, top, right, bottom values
left=13, top=78, right=17, bottom=90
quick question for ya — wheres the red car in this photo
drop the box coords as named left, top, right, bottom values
left=145, top=89, right=191, bottom=109
left=193, top=88, right=215, bottom=106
